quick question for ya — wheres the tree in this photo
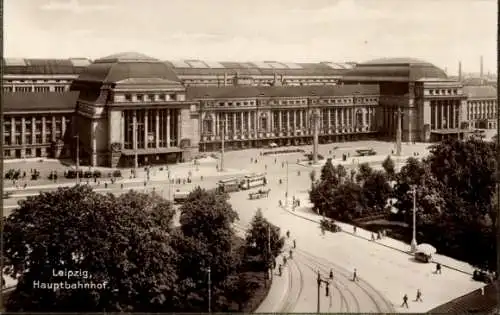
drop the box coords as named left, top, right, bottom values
left=326, top=182, right=363, bottom=222
left=382, top=155, right=396, bottom=179
left=309, top=180, right=337, bottom=217
left=245, top=209, right=285, bottom=263
left=320, top=158, right=336, bottom=183
left=175, top=187, right=240, bottom=311
left=362, top=170, right=392, bottom=212
left=2, top=186, right=178, bottom=312
left=427, top=138, right=496, bottom=213
left=356, top=163, right=373, bottom=184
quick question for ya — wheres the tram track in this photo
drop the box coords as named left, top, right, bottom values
left=295, top=253, right=353, bottom=312
left=295, top=247, right=395, bottom=313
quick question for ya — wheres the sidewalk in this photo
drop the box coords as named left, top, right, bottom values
left=282, top=193, right=475, bottom=276
left=4, top=164, right=249, bottom=193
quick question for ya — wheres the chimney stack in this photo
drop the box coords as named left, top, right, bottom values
left=458, top=61, right=462, bottom=81
left=480, top=56, right=484, bottom=78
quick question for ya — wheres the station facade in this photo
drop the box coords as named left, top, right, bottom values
left=2, top=53, right=497, bottom=167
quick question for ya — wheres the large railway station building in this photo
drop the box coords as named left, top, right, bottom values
left=2, top=52, right=497, bottom=167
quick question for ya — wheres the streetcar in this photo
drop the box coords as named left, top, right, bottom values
left=217, top=177, right=241, bottom=193
left=239, top=173, right=267, bottom=190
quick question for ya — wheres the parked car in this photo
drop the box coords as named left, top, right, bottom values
left=473, top=269, right=497, bottom=283
left=320, top=218, right=342, bottom=233
left=414, top=251, right=431, bottom=263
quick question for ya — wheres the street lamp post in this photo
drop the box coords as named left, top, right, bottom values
left=207, top=266, right=212, bottom=313
left=74, top=135, right=80, bottom=184
left=316, top=270, right=330, bottom=313
left=267, top=224, right=272, bottom=280
left=410, top=186, right=418, bottom=253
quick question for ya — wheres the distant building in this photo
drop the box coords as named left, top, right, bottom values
left=2, top=53, right=497, bottom=166
left=463, top=85, right=497, bottom=129
left=341, top=58, right=469, bottom=142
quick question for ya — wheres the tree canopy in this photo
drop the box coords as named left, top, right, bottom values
left=3, top=186, right=178, bottom=312
left=310, top=138, right=497, bottom=271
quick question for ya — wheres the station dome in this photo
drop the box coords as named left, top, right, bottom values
left=75, top=52, right=181, bottom=84
left=343, top=57, right=448, bottom=82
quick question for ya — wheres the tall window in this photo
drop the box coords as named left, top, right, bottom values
left=260, top=114, right=267, bottom=132
left=203, top=116, right=213, bottom=135
left=136, top=94, right=144, bottom=102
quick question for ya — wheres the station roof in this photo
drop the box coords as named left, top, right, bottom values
left=2, top=58, right=91, bottom=75
left=3, top=92, right=79, bottom=113
left=75, top=52, right=181, bottom=84
left=342, top=58, right=448, bottom=82
left=463, top=85, right=497, bottom=99
left=186, top=85, right=379, bottom=100
left=165, top=60, right=353, bottom=77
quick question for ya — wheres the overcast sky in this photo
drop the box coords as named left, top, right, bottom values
left=5, top=0, right=497, bottom=75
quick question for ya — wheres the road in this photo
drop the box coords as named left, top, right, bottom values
left=4, top=141, right=480, bottom=313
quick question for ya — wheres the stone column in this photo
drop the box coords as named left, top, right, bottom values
left=120, top=112, right=125, bottom=147
left=177, top=110, right=182, bottom=146
left=133, top=111, right=138, bottom=168
left=247, top=112, right=251, bottom=136
left=166, top=110, right=171, bottom=148
left=240, top=111, right=244, bottom=135
left=340, top=109, right=344, bottom=129
left=92, top=121, right=98, bottom=166
left=299, top=110, right=303, bottom=130
left=31, top=117, right=35, bottom=145
left=52, top=116, right=56, bottom=142
left=144, top=109, right=148, bottom=148
left=441, top=102, right=445, bottom=128
left=287, top=111, right=290, bottom=133
left=327, top=109, right=331, bottom=131
left=41, top=117, right=46, bottom=144
left=155, top=109, right=160, bottom=148
left=232, top=112, right=236, bottom=136
left=278, top=111, right=282, bottom=133
left=21, top=118, right=26, bottom=145
left=62, top=116, right=66, bottom=136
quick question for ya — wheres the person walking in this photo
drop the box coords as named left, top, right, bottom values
left=353, top=226, right=357, bottom=234
left=352, top=268, right=358, bottom=282
left=401, top=294, right=409, bottom=308
left=371, top=233, right=375, bottom=241
left=329, top=269, right=334, bottom=279
left=278, top=264, right=282, bottom=276
left=436, top=263, right=442, bottom=274
left=415, top=289, right=423, bottom=302
left=289, top=249, right=293, bottom=259
left=293, top=239, right=296, bottom=249
left=286, top=230, right=290, bottom=238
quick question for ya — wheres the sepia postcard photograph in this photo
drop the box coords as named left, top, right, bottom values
left=0, top=0, right=498, bottom=313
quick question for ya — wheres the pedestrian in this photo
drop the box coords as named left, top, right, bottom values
left=289, top=249, right=293, bottom=259
left=279, top=200, right=282, bottom=207
left=286, top=230, right=290, bottom=238
left=401, top=294, right=409, bottom=308
left=274, top=158, right=277, bottom=164
left=353, top=268, right=358, bottom=281
left=121, top=183, right=124, bottom=189
left=436, top=263, right=442, bottom=274
left=329, top=269, right=333, bottom=279
left=353, top=226, right=357, bottom=234
left=278, top=264, right=282, bottom=276
left=283, top=256, right=287, bottom=265
left=251, top=158, right=253, bottom=163
left=371, top=233, right=375, bottom=241
left=279, top=179, right=282, bottom=184
left=321, top=226, right=325, bottom=236
left=265, top=164, right=267, bottom=170
left=415, top=289, right=423, bottom=302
